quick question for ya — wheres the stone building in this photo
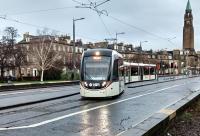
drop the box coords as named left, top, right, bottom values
left=15, top=33, right=83, bottom=78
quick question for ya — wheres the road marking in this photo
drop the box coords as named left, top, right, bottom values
left=0, top=86, right=79, bottom=97
left=0, top=84, right=184, bottom=131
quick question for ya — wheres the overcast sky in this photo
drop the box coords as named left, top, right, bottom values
left=0, top=0, right=199, bottom=51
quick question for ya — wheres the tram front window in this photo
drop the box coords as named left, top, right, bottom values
left=83, top=56, right=111, bottom=81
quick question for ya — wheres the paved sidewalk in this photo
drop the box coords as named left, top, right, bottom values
left=120, top=90, right=200, bottom=136
left=127, top=75, right=192, bottom=88
left=0, top=85, right=80, bottom=110
left=0, top=80, right=79, bottom=87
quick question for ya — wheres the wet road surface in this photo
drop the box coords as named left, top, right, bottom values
left=0, top=77, right=199, bottom=136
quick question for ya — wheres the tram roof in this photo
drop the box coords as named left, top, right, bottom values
left=83, top=48, right=122, bottom=58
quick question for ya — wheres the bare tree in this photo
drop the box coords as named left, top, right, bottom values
left=13, top=45, right=27, bottom=80
left=0, top=27, right=18, bottom=81
left=29, top=36, right=63, bottom=81
left=0, top=42, right=8, bottom=80
left=4, top=27, right=18, bottom=46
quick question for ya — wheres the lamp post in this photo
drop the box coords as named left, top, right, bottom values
left=116, top=32, right=125, bottom=44
left=72, top=17, right=85, bottom=80
left=139, top=41, right=148, bottom=49
left=167, top=36, right=176, bottom=74
left=139, top=41, right=148, bottom=63
left=185, top=50, right=190, bottom=76
left=114, top=32, right=125, bottom=50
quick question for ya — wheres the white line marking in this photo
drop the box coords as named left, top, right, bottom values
left=0, top=84, right=183, bottom=131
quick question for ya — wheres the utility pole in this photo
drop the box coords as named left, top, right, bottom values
left=72, top=17, right=85, bottom=80
left=115, top=32, right=125, bottom=44
left=115, top=32, right=125, bottom=51
left=139, top=41, right=148, bottom=63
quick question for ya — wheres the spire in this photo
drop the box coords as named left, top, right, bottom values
left=186, top=0, right=192, bottom=11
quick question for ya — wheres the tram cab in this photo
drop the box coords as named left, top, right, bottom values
left=80, top=49, right=125, bottom=98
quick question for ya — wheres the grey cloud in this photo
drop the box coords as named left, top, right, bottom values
left=0, top=0, right=199, bottom=50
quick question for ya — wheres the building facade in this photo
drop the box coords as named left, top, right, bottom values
left=15, top=33, right=83, bottom=78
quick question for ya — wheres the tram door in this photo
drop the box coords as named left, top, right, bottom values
left=113, top=59, right=124, bottom=92
left=119, top=68, right=123, bottom=92
left=140, top=67, right=144, bottom=81
left=118, top=60, right=124, bottom=92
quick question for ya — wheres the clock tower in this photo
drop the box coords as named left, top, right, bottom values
left=183, top=0, right=194, bottom=51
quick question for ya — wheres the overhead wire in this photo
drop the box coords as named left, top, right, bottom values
left=0, top=0, right=175, bottom=44
left=0, top=6, right=75, bottom=16
left=0, top=16, right=100, bottom=42
left=73, top=0, right=113, bottom=37
left=98, top=14, right=112, bottom=37
left=106, top=14, right=167, bottom=40
left=73, top=0, right=176, bottom=45
left=0, top=16, right=63, bottom=33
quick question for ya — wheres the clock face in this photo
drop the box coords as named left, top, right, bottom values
left=186, top=21, right=190, bottom=24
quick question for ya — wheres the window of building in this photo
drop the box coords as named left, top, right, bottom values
left=33, top=68, right=38, bottom=77
left=27, top=68, right=31, bottom=77
left=27, top=55, right=29, bottom=62
left=21, top=68, right=25, bottom=76
left=53, top=44, right=56, bottom=51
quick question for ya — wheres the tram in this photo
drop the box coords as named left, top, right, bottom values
left=80, top=49, right=156, bottom=98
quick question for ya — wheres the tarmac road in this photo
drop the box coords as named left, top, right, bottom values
left=0, top=77, right=199, bottom=136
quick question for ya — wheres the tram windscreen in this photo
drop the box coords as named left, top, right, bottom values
left=83, top=56, right=111, bottom=81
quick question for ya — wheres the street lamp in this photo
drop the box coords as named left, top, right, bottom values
left=139, top=41, right=148, bottom=63
left=139, top=41, right=148, bottom=50
left=72, top=17, right=85, bottom=80
left=166, top=36, right=178, bottom=75
left=185, top=50, right=190, bottom=75
left=116, top=32, right=125, bottom=44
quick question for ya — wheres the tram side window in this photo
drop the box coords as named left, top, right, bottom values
left=144, top=67, right=149, bottom=75
left=125, top=67, right=130, bottom=76
left=113, top=60, right=118, bottom=80
left=150, top=67, right=155, bottom=75
left=131, top=66, right=138, bottom=76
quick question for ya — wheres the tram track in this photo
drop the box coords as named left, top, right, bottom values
left=0, top=77, right=199, bottom=132
left=0, top=82, right=191, bottom=131
left=0, top=75, right=198, bottom=112
left=0, top=77, right=196, bottom=121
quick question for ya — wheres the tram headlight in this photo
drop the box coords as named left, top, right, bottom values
left=102, top=81, right=107, bottom=87
left=84, top=82, right=88, bottom=87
